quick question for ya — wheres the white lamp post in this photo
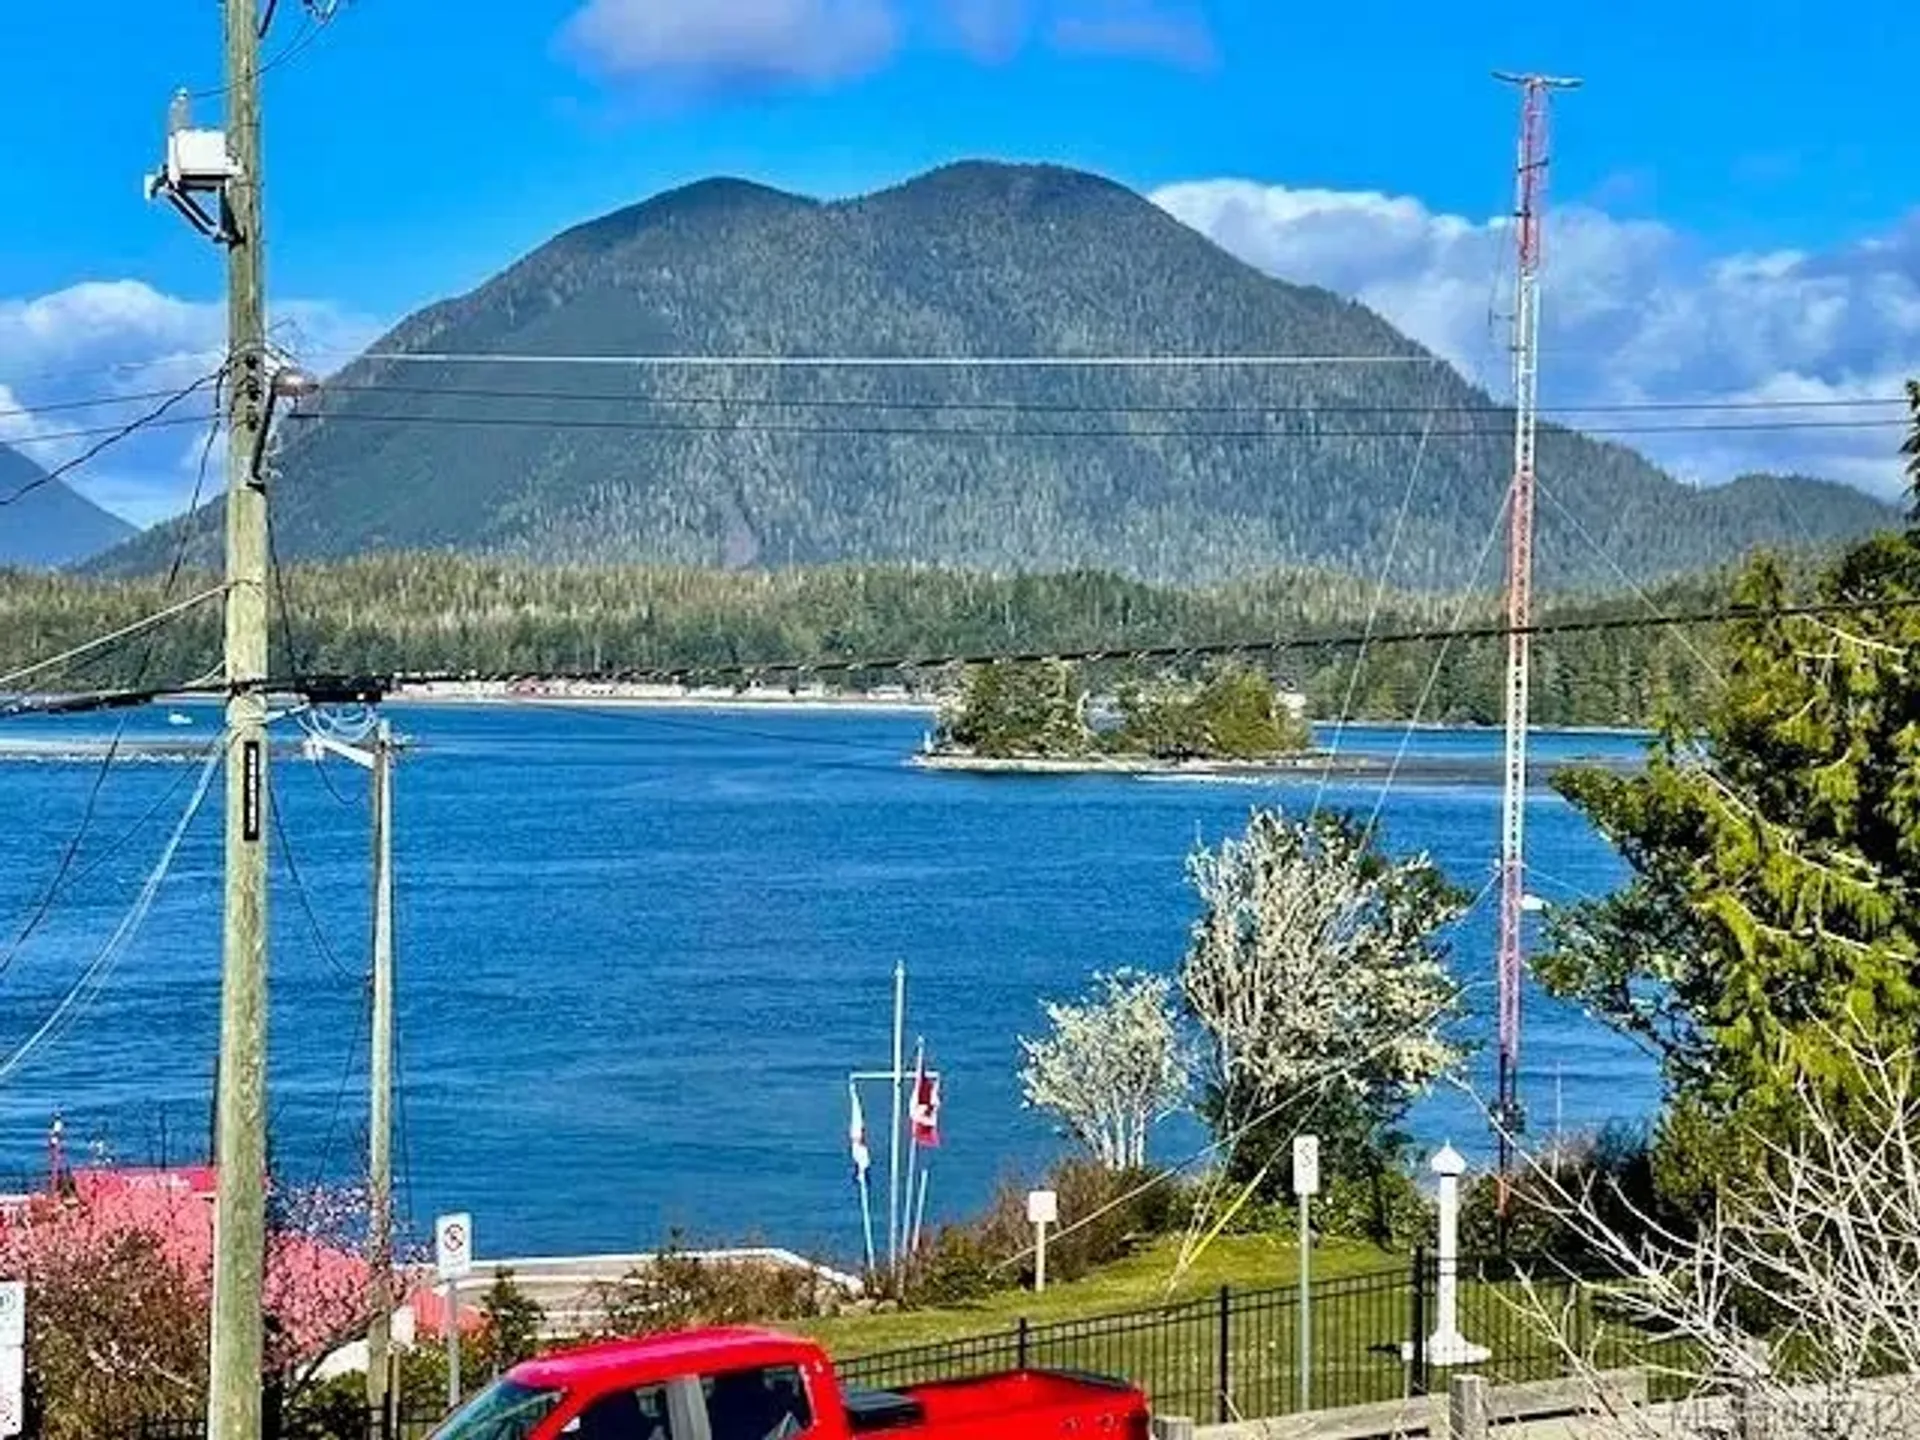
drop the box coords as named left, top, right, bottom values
left=1427, top=1143, right=1490, bottom=1366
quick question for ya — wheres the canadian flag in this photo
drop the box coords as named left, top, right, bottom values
left=910, top=1063, right=942, bottom=1150
left=849, top=1084, right=871, bottom=1181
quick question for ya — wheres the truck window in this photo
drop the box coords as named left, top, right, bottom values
left=699, top=1364, right=813, bottom=1440
left=564, top=1383, right=674, bottom=1440
left=428, top=1379, right=562, bottom=1440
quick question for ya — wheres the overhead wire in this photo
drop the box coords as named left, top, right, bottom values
left=298, top=381, right=1917, bottom=419
left=0, top=586, right=226, bottom=694
left=358, top=351, right=1450, bottom=370
left=0, top=742, right=221, bottom=1085
left=10, top=383, right=1911, bottom=428
left=1308, top=384, right=1445, bottom=818
left=281, top=408, right=1914, bottom=442
left=266, top=764, right=363, bottom=987
left=0, top=383, right=227, bottom=981
left=1536, top=479, right=1729, bottom=688
left=1363, top=500, right=1515, bottom=840
left=0, top=370, right=223, bottom=510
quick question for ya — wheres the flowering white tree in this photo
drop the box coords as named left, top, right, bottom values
left=1019, top=970, right=1189, bottom=1170
left=1181, top=808, right=1466, bottom=1183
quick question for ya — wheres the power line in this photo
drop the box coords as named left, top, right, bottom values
left=0, top=371, right=223, bottom=509
left=0, top=387, right=212, bottom=421
left=267, top=764, right=362, bottom=987
left=306, top=381, right=1917, bottom=418
left=9, top=593, right=1917, bottom=720
left=0, top=742, right=220, bottom=1084
left=283, top=408, right=1913, bottom=441
left=358, top=350, right=1451, bottom=370
left=12, top=382, right=1911, bottom=427
left=0, top=397, right=225, bottom=983
left=0, top=586, right=226, bottom=693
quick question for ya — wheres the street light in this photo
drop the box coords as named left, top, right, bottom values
left=302, top=717, right=400, bottom=1418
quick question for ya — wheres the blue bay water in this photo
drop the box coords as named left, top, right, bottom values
left=0, top=704, right=1658, bottom=1261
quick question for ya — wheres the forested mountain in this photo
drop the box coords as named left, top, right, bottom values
left=4, top=555, right=1731, bottom=728
left=0, top=443, right=137, bottom=567
left=97, top=162, right=1896, bottom=586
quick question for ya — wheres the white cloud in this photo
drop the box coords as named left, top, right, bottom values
left=555, top=0, right=1218, bottom=92
left=1153, top=180, right=1920, bottom=497
left=558, top=0, right=900, bottom=91
left=0, top=281, right=382, bottom=527
left=1049, top=1, right=1215, bottom=68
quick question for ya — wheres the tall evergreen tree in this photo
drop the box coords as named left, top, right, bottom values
left=1539, top=393, right=1920, bottom=1180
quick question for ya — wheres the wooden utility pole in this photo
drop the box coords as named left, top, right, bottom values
left=366, top=721, right=396, bottom=1416
left=208, top=0, right=272, bottom=1435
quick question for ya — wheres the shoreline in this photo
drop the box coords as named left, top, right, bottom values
left=386, top=683, right=937, bottom=715
left=913, top=748, right=1645, bottom=782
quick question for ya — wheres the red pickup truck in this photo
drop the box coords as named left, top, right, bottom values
left=428, top=1326, right=1150, bottom=1440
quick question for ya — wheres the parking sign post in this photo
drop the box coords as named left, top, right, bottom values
left=1293, top=1136, right=1320, bottom=1413
left=435, top=1214, right=474, bottom=1409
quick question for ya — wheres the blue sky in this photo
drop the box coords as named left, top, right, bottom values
left=4, top=0, right=1917, bottom=522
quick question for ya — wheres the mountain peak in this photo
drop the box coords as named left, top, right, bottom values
left=553, top=176, right=815, bottom=254
left=863, top=159, right=1138, bottom=213
left=0, top=443, right=137, bottom=568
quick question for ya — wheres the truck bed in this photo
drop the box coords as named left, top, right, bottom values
left=847, top=1370, right=1147, bottom=1440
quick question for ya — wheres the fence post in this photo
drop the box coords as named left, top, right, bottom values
left=1017, top=1317, right=1030, bottom=1372
left=1408, top=1246, right=1429, bottom=1397
left=1448, top=1374, right=1489, bottom=1440
left=1216, top=1285, right=1231, bottom=1424
left=1730, top=1336, right=1770, bottom=1440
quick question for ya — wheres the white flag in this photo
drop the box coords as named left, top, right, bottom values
left=849, top=1083, right=871, bottom=1182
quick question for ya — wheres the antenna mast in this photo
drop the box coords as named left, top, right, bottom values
left=1492, top=70, right=1579, bottom=1204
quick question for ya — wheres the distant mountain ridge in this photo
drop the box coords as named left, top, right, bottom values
left=96, top=161, right=1900, bottom=586
left=0, top=442, right=137, bottom=568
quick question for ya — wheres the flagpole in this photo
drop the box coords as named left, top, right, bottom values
left=911, top=1166, right=931, bottom=1254
left=903, top=1038, right=925, bottom=1259
left=888, top=961, right=906, bottom=1278
left=858, top=1164, right=878, bottom=1278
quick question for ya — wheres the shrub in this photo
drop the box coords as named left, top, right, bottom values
left=1459, top=1122, right=1689, bottom=1264
left=585, top=1238, right=837, bottom=1337
left=902, top=1161, right=1185, bottom=1305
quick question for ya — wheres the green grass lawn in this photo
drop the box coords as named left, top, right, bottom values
left=796, top=1237, right=1688, bottom=1421
left=801, top=1232, right=1399, bottom=1355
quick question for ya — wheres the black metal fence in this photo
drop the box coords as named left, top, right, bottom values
left=134, top=1404, right=447, bottom=1440
left=837, top=1251, right=1688, bottom=1422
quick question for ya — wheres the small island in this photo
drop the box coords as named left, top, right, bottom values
left=916, top=659, right=1328, bottom=774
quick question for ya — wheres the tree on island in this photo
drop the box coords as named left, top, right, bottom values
left=1018, top=969, right=1190, bottom=1170
left=934, top=659, right=1092, bottom=757
left=1538, top=388, right=1920, bottom=1208
left=935, top=659, right=1311, bottom=760
left=1181, top=808, right=1466, bottom=1235
left=1115, top=663, right=1312, bottom=759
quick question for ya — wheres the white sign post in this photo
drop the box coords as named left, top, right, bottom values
left=435, top=1214, right=474, bottom=1409
left=1028, top=1190, right=1058, bottom=1295
left=1292, top=1136, right=1320, bottom=1412
left=0, top=1280, right=26, bottom=1439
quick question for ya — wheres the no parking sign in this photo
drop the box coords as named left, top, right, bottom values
left=435, top=1213, right=474, bottom=1282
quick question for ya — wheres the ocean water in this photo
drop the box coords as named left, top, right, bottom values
left=0, top=703, right=1659, bottom=1261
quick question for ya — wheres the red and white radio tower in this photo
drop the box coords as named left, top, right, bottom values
left=1492, top=70, right=1579, bottom=1204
